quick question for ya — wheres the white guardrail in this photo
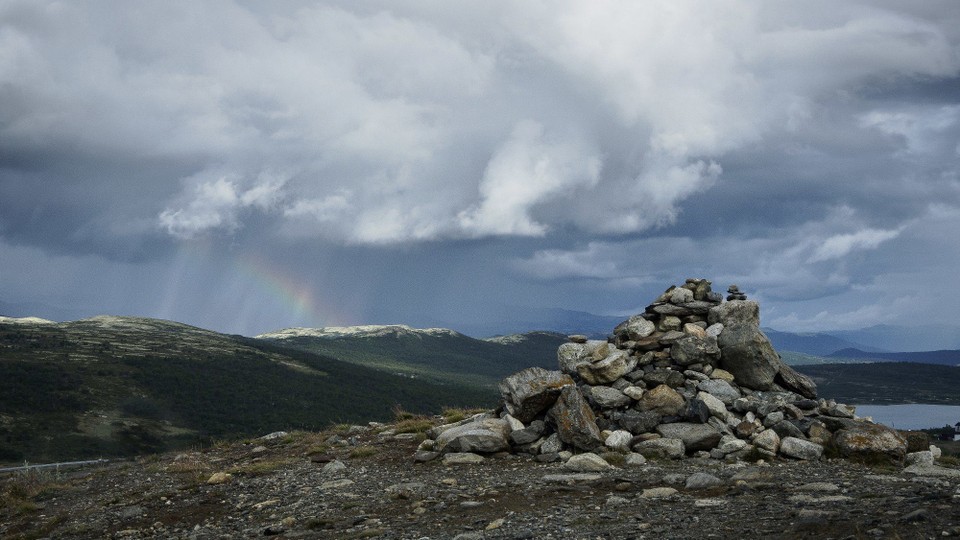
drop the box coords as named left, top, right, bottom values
left=0, top=458, right=110, bottom=474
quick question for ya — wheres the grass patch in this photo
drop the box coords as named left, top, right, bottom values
left=395, top=418, right=434, bottom=434
left=441, top=407, right=488, bottom=423
left=348, top=446, right=378, bottom=459
left=228, top=458, right=297, bottom=477
left=1, top=468, right=70, bottom=516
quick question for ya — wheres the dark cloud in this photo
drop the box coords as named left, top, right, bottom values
left=1, top=1, right=959, bottom=335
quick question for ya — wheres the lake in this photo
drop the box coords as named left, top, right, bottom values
left=853, top=404, right=960, bottom=431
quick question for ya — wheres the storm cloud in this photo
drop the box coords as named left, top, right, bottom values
left=2, top=1, right=959, bottom=335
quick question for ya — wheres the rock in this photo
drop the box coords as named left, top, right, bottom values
left=499, top=367, right=574, bottom=423
left=905, top=450, right=934, bottom=466
left=577, top=350, right=638, bottom=385
left=716, top=436, right=747, bottom=454
left=753, top=429, right=780, bottom=454
left=656, top=423, right=722, bottom=452
left=413, top=450, right=440, bottom=462
left=660, top=315, right=682, bottom=332
left=637, top=385, right=685, bottom=416
left=903, top=464, right=960, bottom=479
left=503, top=414, right=525, bottom=432
left=658, top=330, right=686, bottom=344
left=206, top=472, right=232, bottom=485
left=564, top=452, right=612, bottom=472
left=705, top=323, right=724, bottom=337
left=616, top=410, right=662, bottom=434
left=775, top=363, right=818, bottom=399
left=685, top=472, right=724, bottom=490
left=542, top=473, right=604, bottom=485
left=605, top=430, right=633, bottom=452
left=442, top=452, right=486, bottom=465
left=670, top=287, right=694, bottom=304
left=900, top=431, right=931, bottom=453
left=614, top=315, right=657, bottom=341
left=697, top=379, right=741, bottom=405
left=634, top=437, right=685, bottom=459
left=540, top=433, right=563, bottom=454
left=642, top=368, right=686, bottom=388
left=625, top=452, right=647, bottom=466
left=683, top=323, right=707, bottom=338
left=549, top=385, right=603, bottom=451
left=710, top=368, right=735, bottom=382
left=641, top=487, right=678, bottom=498
left=509, top=420, right=546, bottom=446
left=558, top=342, right=587, bottom=375
left=670, top=335, right=720, bottom=366
left=708, top=301, right=783, bottom=390
left=622, top=386, right=645, bottom=400
left=682, top=398, right=711, bottom=424
left=434, top=418, right=511, bottom=454
left=585, top=386, right=632, bottom=409
left=568, top=334, right=588, bottom=343
left=770, top=420, right=805, bottom=440
left=779, top=437, right=823, bottom=460
left=321, top=460, right=347, bottom=474
left=833, top=423, right=908, bottom=464
left=697, top=391, right=728, bottom=419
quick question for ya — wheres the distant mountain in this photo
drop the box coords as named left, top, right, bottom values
left=0, top=316, right=492, bottom=463
left=830, top=324, right=960, bottom=352
left=0, top=299, right=86, bottom=323
left=419, top=307, right=623, bottom=339
left=827, top=348, right=960, bottom=366
left=796, top=363, right=960, bottom=404
left=762, top=328, right=884, bottom=356
left=256, top=325, right=567, bottom=389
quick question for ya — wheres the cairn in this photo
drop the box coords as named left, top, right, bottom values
left=415, top=279, right=932, bottom=467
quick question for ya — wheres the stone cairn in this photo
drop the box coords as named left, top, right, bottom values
left=415, top=279, right=937, bottom=468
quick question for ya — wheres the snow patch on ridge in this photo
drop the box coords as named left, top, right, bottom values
left=256, top=325, right=463, bottom=340
left=0, top=316, right=57, bottom=325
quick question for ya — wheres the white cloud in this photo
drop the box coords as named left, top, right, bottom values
left=458, top=121, right=601, bottom=237
left=808, top=227, right=902, bottom=263
left=158, top=171, right=288, bottom=239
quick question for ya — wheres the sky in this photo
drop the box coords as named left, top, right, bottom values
left=2, top=0, right=960, bottom=337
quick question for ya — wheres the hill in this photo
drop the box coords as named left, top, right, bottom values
left=763, top=328, right=883, bottom=356
left=0, top=316, right=492, bottom=463
left=795, top=362, right=960, bottom=404
left=255, top=325, right=566, bottom=389
left=827, top=348, right=960, bottom=366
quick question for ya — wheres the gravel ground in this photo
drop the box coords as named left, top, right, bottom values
left=3, top=423, right=960, bottom=540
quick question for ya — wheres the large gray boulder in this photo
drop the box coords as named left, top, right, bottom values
left=548, top=385, right=603, bottom=451
left=709, top=300, right=816, bottom=395
left=833, top=422, right=908, bottom=465
left=614, top=315, right=656, bottom=341
left=434, top=418, right=511, bottom=454
left=656, top=423, right=722, bottom=452
left=499, top=367, right=574, bottom=423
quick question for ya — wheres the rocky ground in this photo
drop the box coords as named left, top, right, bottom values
left=3, top=417, right=960, bottom=540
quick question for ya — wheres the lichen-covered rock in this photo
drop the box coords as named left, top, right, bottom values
left=577, top=350, right=638, bottom=385
left=548, top=386, right=603, bottom=451
left=670, top=335, right=720, bottom=366
left=709, top=301, right=781, bottom=390
left=833, top=423, right=908, bottom=464
left=614, top=315, right=656, bottom=341
left=637, top=384, right=685, bottom=416
left=585, top=385, right=632, bottom=409
left=633, top=437, right=685, bottom=459
left=499, top=367, right=574, bottom=423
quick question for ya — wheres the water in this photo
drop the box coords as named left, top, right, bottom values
left=854, top=404, right=960, bottom=431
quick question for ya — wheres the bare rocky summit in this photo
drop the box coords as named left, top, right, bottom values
left=3, top=420, right=960, bottom=539
left=4, top=279, right=960, bottom=538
